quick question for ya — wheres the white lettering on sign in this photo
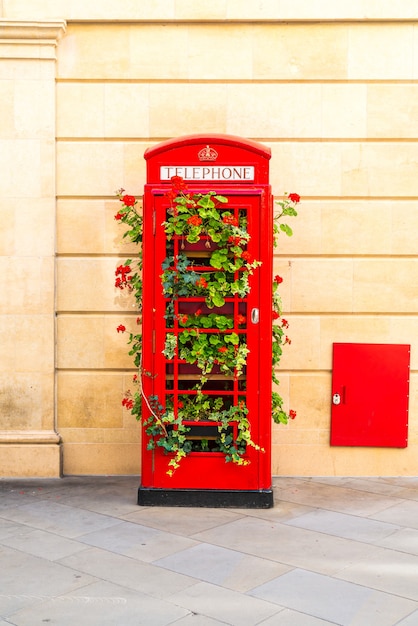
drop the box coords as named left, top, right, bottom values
left=160, top=165, right=255, bottom=181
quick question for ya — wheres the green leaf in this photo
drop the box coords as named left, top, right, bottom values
left=197, top=196, right=215, bottom=209
left=280, top=223, right=293, bottom=237
left=210, top=249, right=229, bottom=270
left=207, top=229, right=222, bottom=242
left=224, top=332, right=239, bottom=345
left=211, top=292, right=225, bottom=308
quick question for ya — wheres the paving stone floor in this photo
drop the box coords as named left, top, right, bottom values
left=1, top=475, right=418, bottom=625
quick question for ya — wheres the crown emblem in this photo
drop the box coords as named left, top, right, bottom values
left=198, top=145, right=218, bottom=161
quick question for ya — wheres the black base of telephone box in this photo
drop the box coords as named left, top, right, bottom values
left=137, top=486, right=274, bottom=508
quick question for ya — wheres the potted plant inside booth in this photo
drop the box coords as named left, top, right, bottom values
left=115, top=176, right=299, bottom=474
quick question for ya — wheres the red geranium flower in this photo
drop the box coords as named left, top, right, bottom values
left=121, top=195, right=136, bottom=207
left=288, top=193, right=300, bottom=204
left=274, top=275, right=283, bottom=284
left=289, top=409, right=297, bottom=419
left=178, top=314, right=188, bottom=325
left=187, top=215, right=202, bottom=227
left=218, top=346, right=228, bottom=353
left=196, top=276, right=208, bottom=289
left=114, top=212, right=124, bottom=221
left=178, top=401, right=184, bottom=409
left=285, top=336, right=292, bottom=345
left=115, top=264, right=131, bottom=289
left=241, top=251, right=252, bottom=262
left=171, top=176, right=186, bottom=190
left=115, top=264, right=131, bottom=276
left=116, top=324, right=126, bottom=333
left=237, top=314, right=246, bottom=325
left=222, top=215, right=239, bottom=226
left=281, top=318, right=289, bottom=328
left=272, top=311, right=280, bottom=320
left=122, top=397, right=134, bottom=410
left=165, top=190, right=178, bottom=202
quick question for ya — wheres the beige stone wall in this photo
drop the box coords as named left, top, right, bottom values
left=3, top=1, right=418, bottom=476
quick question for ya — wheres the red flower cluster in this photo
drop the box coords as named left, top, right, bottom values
left=178, top=314, right=188, bottom=324
left=222, top=215, right=239, bottom=227
left=165, top=190, right=178, bottom=203
left=228, top=235, right=244, bottom=246
left=116, top=324, right=126, bottom=333
left=241, top=251, right=252, bottom=262
left=122, top=397, right=134, bottom=410
left=289, top=409, right=297, bottom=419
left=116, top=264, right=131, bottom=275
left=178, top=401, right=184, bottom=409
left=187, top=215, right=202, bottom=227
left=121, top=195, right=136, bottom=207
left=218, top=346, right=228, bottom=353
left=272, top=311, right=280, bottom=320
left=196, top=276, right=208, bottom=289
left=237, top=314, right=246, bottom=325
left=115, top=264, right=132, bottom=290
left=274, top=275, right=283, bottom=284
left=288, top=193, right=300, bottom=204
left=171, top=176, right=187, bottom=190
left=114, top=212, right=124, bottom=221
left=281, top=318, right=289, bottom=329
left=285, top=336, right=292, bottom=345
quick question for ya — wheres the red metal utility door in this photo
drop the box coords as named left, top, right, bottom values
left=330, top=343, right=410, bottom=447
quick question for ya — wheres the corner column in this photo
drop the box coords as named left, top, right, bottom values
left=0, top=20, right=66, bottom=476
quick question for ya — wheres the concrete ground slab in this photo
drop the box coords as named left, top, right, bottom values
left=1, top=476, right=417, bottom=625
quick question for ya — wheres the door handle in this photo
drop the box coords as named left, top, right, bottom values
left=251, top=308, right=259, bottom=324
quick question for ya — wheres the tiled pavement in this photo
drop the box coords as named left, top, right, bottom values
left=1, top=476, right=418, bottom=625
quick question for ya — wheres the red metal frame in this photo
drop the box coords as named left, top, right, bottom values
left=141, top=135, right=272, bottom=493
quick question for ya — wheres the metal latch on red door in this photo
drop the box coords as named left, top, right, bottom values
left=251, top=308, right=259, bottom=324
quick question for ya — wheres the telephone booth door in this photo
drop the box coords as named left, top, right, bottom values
left=139, top=135, right=273, bottom=508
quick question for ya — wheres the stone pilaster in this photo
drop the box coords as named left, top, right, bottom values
left=0, top=19, right=66, bottom=476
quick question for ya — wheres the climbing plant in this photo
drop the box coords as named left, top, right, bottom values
left=115, top=178, right=299, bottom=474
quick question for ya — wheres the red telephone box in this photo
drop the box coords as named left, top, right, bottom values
left=138, top=134, right=274, bottom=507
